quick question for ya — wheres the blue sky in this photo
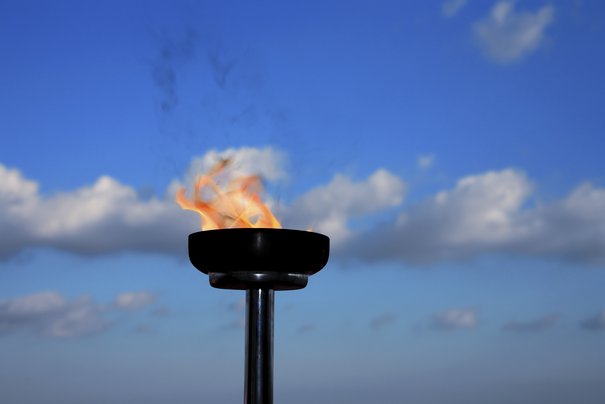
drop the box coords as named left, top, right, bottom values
left=2, top=0, right=605, bottom=402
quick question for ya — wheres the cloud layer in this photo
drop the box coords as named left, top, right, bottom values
left=0, top=292, right=105, bottom=338
left=280, top=169, right=406, bottom=245
left=2, top=146, right=605, bottom=267
left=0, top=164, right=195, bottom=259
left=0, top=146, right=405, bottom=259
left=431, top=308, right=478, bottom=330
left=0, top=290, right=160, bottom=338
left=348, top=169, right=605, bottom=265
left=473, top=1, right=555, bottom=64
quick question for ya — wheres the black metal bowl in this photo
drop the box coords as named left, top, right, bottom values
left=188, top=228, right=330, bottom=276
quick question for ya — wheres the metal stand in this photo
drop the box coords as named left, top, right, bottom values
left=209, top=272, right=306, bottom=404
left=245, top=288, right=274, bottom=404
left=187, top=229, right=330, bottom=404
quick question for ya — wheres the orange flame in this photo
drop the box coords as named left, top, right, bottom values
left=176, top=159, right=282, bottom=230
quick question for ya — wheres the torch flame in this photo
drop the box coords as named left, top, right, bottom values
left=176, top=159, right=282, bottom=230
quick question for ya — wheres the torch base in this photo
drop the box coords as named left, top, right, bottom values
left=209, top=272, right=308, bottom=290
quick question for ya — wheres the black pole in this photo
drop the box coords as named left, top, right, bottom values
left=187, top=229, right=329, bottom=404
left=245, top=288, right=274, bottom=404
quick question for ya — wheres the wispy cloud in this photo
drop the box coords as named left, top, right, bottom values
left=114, top=291, right=156, bottom=311
left=370, top=313, right=397, bottom=330
left=473, top=1, right=555, bottom=64
left=0, top=292, right=110, bottom=338
left=431, top=308, right=478, bottom=330
left=580, top=310, right=605, bottom=331
left=417, top=154, right=436, bottom=169
left=0, top=290, right=161, bottom=338
left=502, top=313, right=560, bottom=332
left=442, top=0, right=468, bottom=18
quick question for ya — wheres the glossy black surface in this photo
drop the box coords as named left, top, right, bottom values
left=188, top=228, right=329, bottom=275
left=209, top=272, right=308, bottom=291
left=245, top=289, right=273, bottom=404
left=187, top=228, right=330, bottom=404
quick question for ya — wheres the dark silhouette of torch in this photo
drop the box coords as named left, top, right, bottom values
left=188, top=228, right=329, bottom=404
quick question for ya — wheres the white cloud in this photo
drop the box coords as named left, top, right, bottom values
left=182, top=146, right=287, bottom=186
left=473, top=1, right=555, bottom=64
left=442, top=0, right=468, bottom=18
left=0, top=292, right=110, bottom=338
left=0, top=146, right=287, bottom=259
left=0, top=290, right=165, bottom=338
left=42, top=297, right=110, bottom=338
left=0, top=164, right=39, bottom=203
left=0, top=291, right=65, bottom=320
left=114, top=291, right=156, bottom=310
left=509, top=182, right=605, bottom=262
left=431, top=308, right=478, bottom=330
left=350, top=169, right=532, bottom=263
left=281, top=169, right=406, bottom=245
left=424, top=169, right=531, bottom=244
left=502, top=313, right=560, bottom=332
left=3, top=147, right=605, bottom=267
left=348, top=168, right=605, bottom=265
left=0, top=164, right=195, bottom=259
left=417, top=154, right=435, bottom=169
